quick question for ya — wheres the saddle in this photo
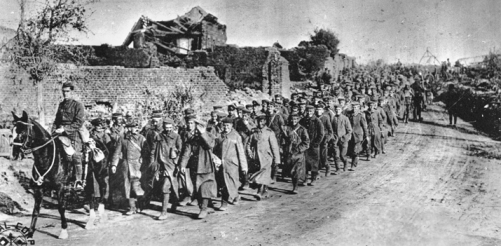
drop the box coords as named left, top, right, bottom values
left=58, top=136, right=75, bottom=156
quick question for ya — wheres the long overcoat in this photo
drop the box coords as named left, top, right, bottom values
left=348, top=112, right=368, bottom=156
left=299, top=116, right=324, bottom=173
left=246, top=127, right=281, bottom=186
left=179, top=131, right=217, bottom=199
left=283, top=125, right=310, bottom=183
left=146, top=131, right=182, bottom=197
left=214, top=130, right=248, bottom=201
left=365, top=110, right=382, bottom=153
left=111, top=133, right=147, bottom=199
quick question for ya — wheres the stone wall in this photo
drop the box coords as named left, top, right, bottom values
left=0, top=64, right=229, bottom=126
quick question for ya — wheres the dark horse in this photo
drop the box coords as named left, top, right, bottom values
left=12, top=111, right=72, bottom=239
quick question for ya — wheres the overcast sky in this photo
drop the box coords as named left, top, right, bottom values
left=2, top=0, right=501, bottom=64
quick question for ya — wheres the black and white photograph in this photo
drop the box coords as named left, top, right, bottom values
left=0, top=0, right=500, bottom=245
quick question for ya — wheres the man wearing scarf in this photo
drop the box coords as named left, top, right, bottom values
left=283, top=113, right=310, bottom=194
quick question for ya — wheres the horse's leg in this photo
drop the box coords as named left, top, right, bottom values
left=28, top=187, right=43, bottom=238
left=98, top=174, right=108, bottom=223
left=85, top=196, right=96, bottom=229
left=58, top=187, right=69, bottom=239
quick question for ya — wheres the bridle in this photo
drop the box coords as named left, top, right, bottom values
left=16, top=120, right=58, bottom=186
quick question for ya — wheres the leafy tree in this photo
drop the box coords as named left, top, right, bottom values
left=309, top=28, right=340, bottom=55
left=10, top=0, right=92, bottom=126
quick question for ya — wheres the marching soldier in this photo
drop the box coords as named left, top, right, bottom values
left=246, top=113, right=280, bottom=200
left=148, top=117, right=182, bottom=220
left=111, top=118, right=147, bottom=215
left=315, top=103, right=333, bottom=176
left=347, top=103, right=368, bottom=171
left=214, top=117, right=248, bottom=210
left=331, top=104, right=352, bottom=174
left=178, top=117, right=217, bottom=219
left=365, top=101, right=383, bottom=159
left=299, top=105, right=324, bottom=185
left=283, top=113, right=310, bottom=194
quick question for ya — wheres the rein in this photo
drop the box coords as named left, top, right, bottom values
left=17, top=120, right=59, bottom=186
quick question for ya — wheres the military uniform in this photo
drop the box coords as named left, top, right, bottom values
left=148, top=128, right=182, bottom=219
left=331, top=112, right=353, bottom=172
left=54, top=98, right=85, bottom=184
left=214, top=128, right=247, bottom=208
left=348, top=109, right=368, bottom=170
left=299, top=114, right=324, bottom=183
left=283, top=123, right=310, bottom=193
left=179, top=129, right=217, bottom=219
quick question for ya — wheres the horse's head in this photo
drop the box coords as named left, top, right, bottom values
left=11, top=111, right=40, bottom=149
left=12, top=111, right=30, bottom=135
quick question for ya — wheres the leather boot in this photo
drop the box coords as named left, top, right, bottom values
left=308, top=173, right=317, bottom=186
left=254, top=185, right=263, bottom=201
left=350, top=157, right=358, bottom=171
left=325, top=165, right=331, bottom=177
left=260, top=185, right=269, bottom=199
left=216, top=199, right=228, bottom=211
left=125, top=199, right=137, bottom=215
left=157, top=194, right=170, bottom=220
left=291, top=178, right=298, bottom=194
left=197, top=199, right=209, bottom=219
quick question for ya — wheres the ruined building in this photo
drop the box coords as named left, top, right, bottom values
left=123, top=6, right=227, bottom=55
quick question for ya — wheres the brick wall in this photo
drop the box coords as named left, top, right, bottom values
left=0, top=65, right=229, bottom=126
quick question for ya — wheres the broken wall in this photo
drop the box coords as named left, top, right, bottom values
left=0, top=65, right=229, bottom=127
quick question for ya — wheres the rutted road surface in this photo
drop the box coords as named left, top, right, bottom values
left=4, top=104, right=501, bottom=246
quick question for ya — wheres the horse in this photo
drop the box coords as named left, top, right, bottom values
left=12, top=111, right=74, bottom=239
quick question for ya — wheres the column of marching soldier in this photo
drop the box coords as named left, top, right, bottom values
left=79, top=79, right=421, bottom=220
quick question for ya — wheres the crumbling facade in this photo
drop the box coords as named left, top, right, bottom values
left=123, top=6, right=227, bottom=55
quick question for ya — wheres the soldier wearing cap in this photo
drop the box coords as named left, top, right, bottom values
left=213, top=117, right=247, bottom=211
left=347, top=102, right=368, bottom=171
left=331, top=104, right=353, bottom=174
left=402, top=86, right=413, bottom=123
left=377, top=98, right=389, bottom=153
left=299, top=104, right=325, bottom=185
left=142, top=110, right=163, bottom=165
left=298, top=102, right=307, bottom=117
left=178, top=108, right=196, bottom=137
left=283, top=113, right=310, bottom=194
left=227, top=105, right=238, bottom=121
left=207, top=111, right=223, bottom=136
left=315, top=102, right=333, bottom=176
left=266, top=102, right=286, bottom=183
left=234, top=107, right=256, bottom=142
left=111, top=118, right=147, bottom=215
left=85, top=117, right=111, bottom=218
left=146, top=117, right=182, bottom=220
left=261, top=100, right=270, bottom=115
left=251, top=101, right=261, bottom=119
left=108, top=112, right=125, bottom=208
left=246, top=113, right=280, bottom=200
left=274, top=94, right=290, bottom=120
left=365, top=101, right=383, bottom=159
left=178, top=116, right=217, bottom=219
left=53, top=82, right=86, bottom=190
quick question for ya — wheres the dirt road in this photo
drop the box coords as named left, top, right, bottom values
left=3, top=104, right=501, bottom=246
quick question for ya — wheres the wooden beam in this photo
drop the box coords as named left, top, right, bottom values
left=149, top=20, right=184, bottom=34
left=173, top=19, right=188, bottom=31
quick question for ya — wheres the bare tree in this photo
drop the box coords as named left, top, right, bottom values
left=10, top=0, right=92, bottom=126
